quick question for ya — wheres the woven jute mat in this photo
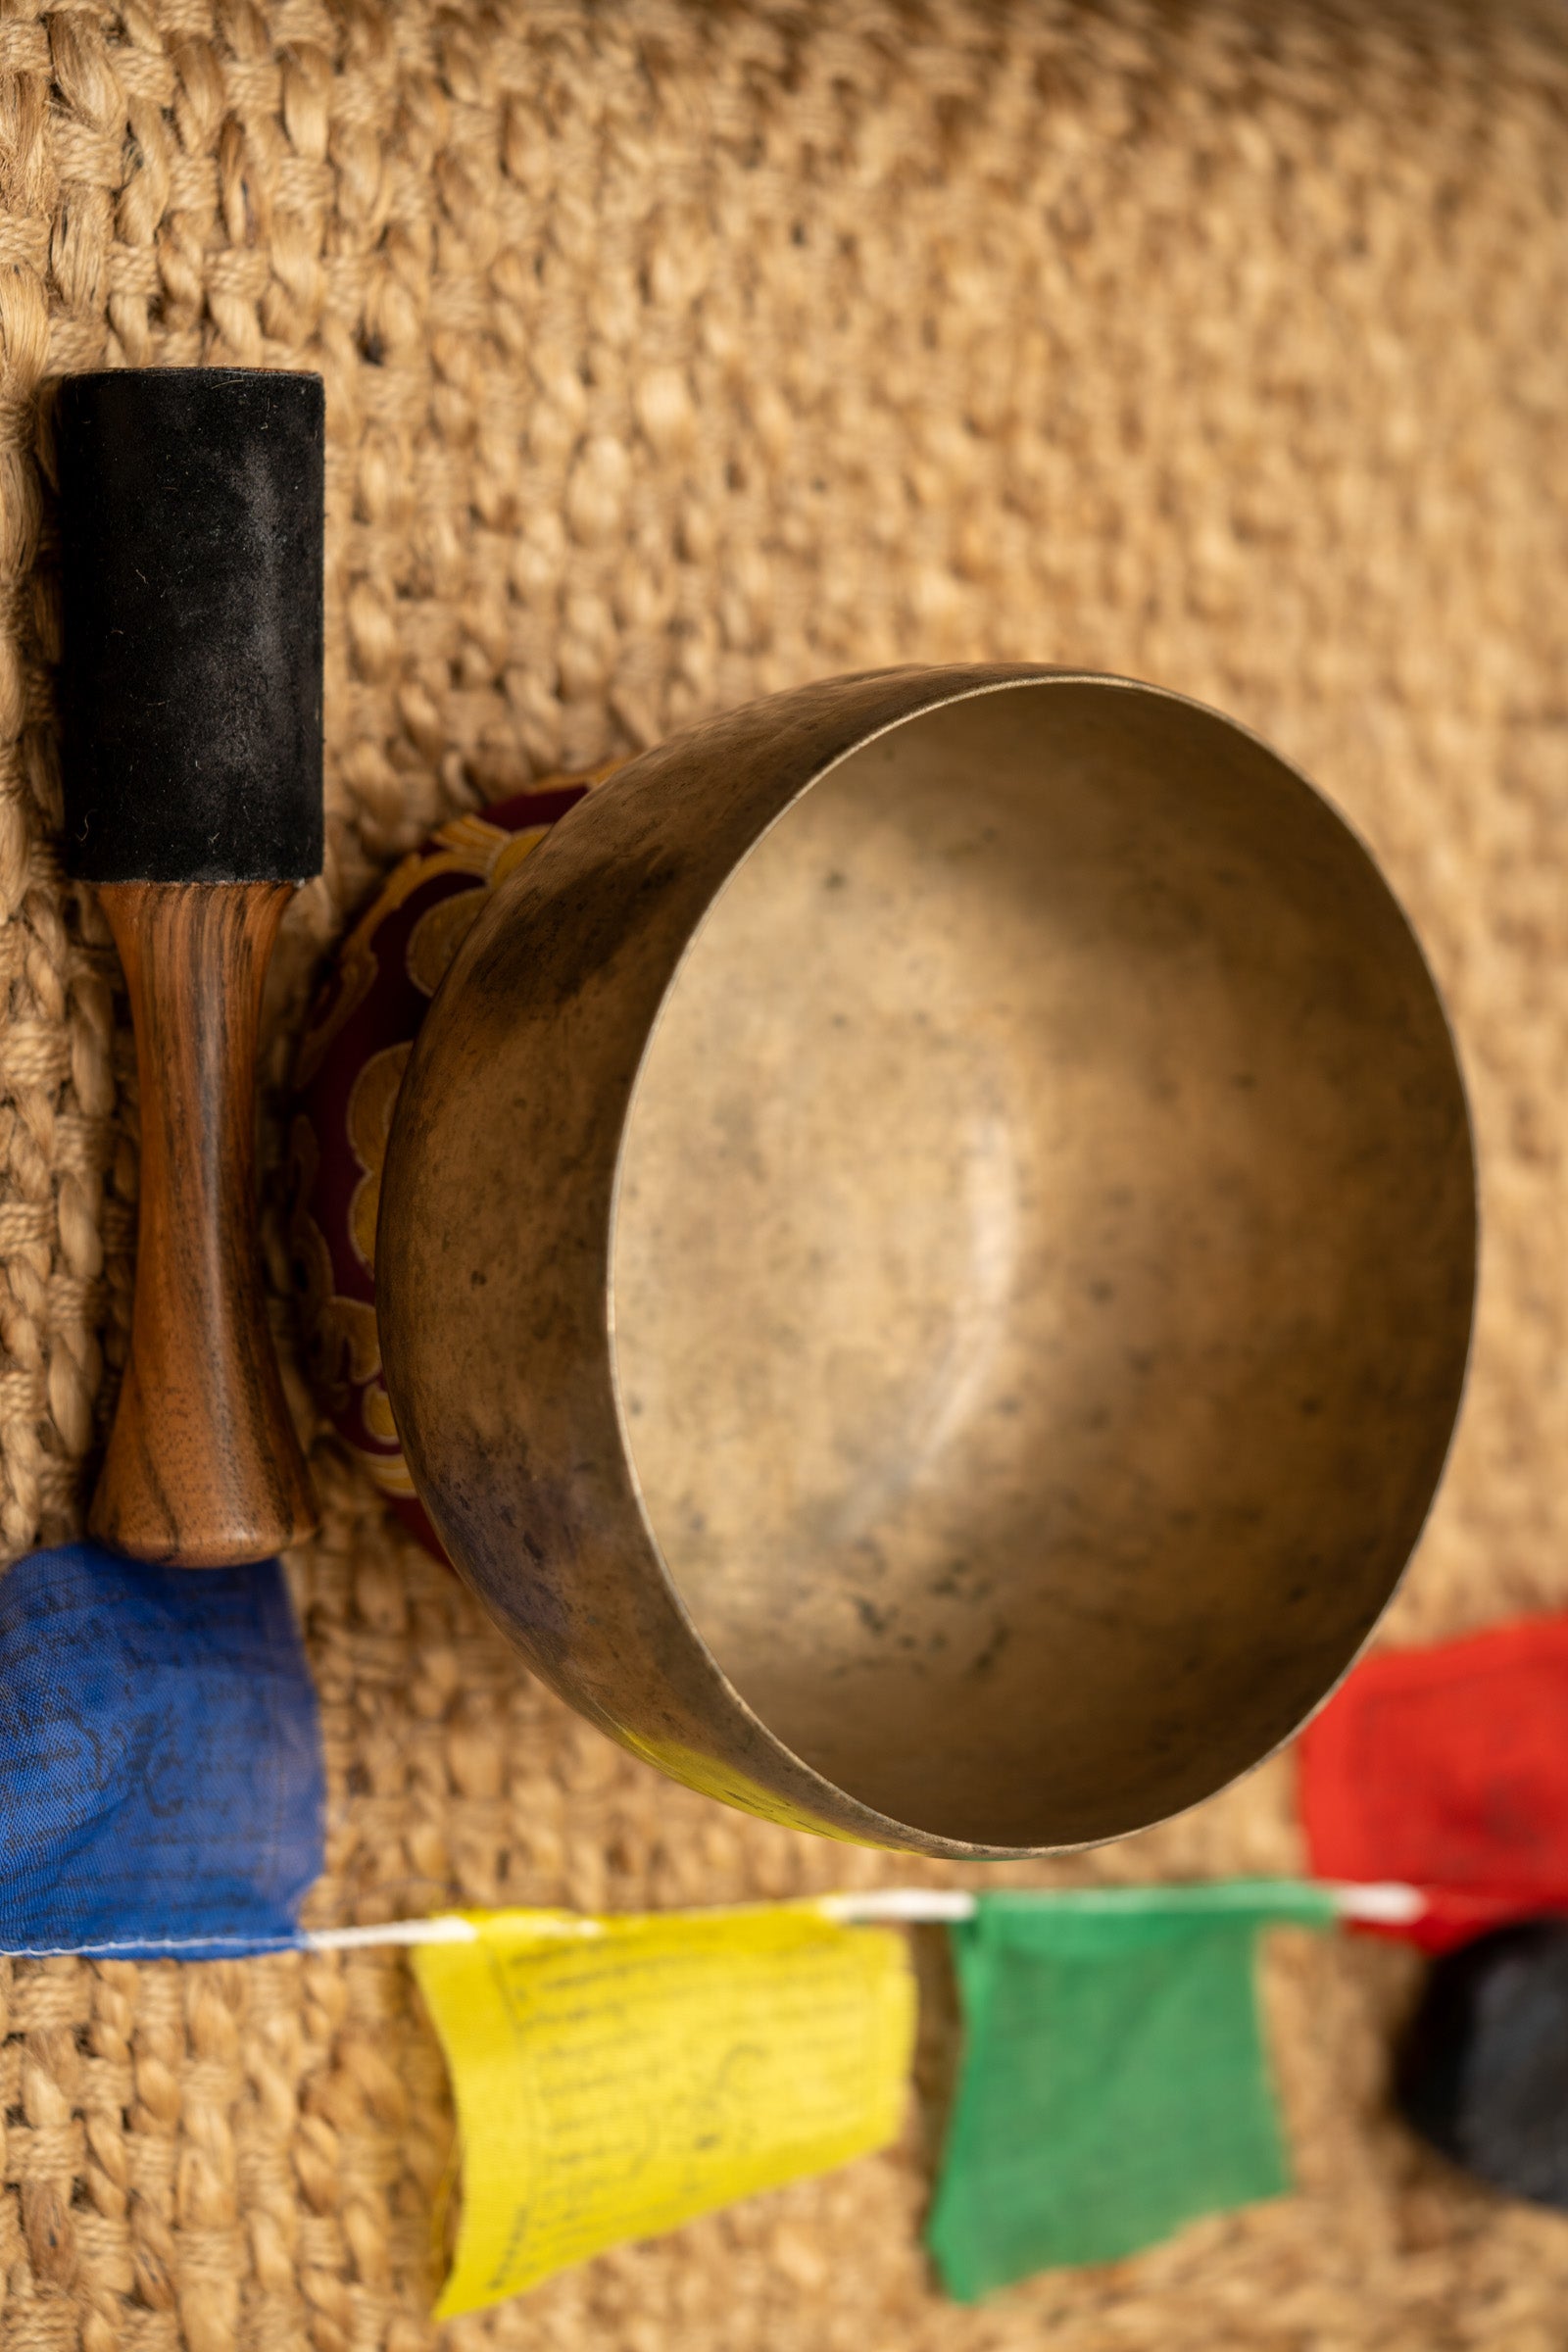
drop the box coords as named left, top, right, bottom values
left=2, top=0, right=1567, bottom=2344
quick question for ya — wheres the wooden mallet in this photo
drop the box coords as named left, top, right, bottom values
left=57, top=368, right=324, bottom=1565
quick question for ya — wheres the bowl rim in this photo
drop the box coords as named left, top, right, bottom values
left=596, top=663, right=1481, bottom=1857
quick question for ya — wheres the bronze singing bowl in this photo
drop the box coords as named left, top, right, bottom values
left=377, top=665, right=1476, bottom=1856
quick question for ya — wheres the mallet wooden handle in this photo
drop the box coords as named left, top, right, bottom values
left=59, top=367, right=325, bottom=1568
left=89, top=882, right=318, bottom=1564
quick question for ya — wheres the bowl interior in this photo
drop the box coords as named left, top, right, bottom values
left=611, top=680, right=1475, bottom=1849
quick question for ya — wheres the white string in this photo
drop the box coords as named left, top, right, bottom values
left=1330, top=1880, right=1429, bottom=1925
left=303, top=1916, right=479, bottom=1951
left=828, top=1882, right=1429, bottom=1926
left=302, top=1914, right=609, bottom=1951
left=818, top=1888, right=978, bottom=1924
left=298, top=1880, right=1429, bottom=1948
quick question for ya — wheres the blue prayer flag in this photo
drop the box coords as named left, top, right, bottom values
left=0, top=1542, right=324, bottom=1956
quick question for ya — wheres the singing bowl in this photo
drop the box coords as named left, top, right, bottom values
left=377, top=665, right=1476, bottom=1857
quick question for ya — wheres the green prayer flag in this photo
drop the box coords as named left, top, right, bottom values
left=926, top=1881, right=1338, bottom=2301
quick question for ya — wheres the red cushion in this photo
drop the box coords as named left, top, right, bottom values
left=1299, top=1616, right=1568, bottom=1951
left=288, top=780, right=601, bottom=1558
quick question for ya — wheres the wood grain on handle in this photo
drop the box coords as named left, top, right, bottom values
left=90, top=882, right=319, bottom=1565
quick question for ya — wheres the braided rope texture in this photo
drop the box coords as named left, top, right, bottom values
left=0, top=0, right=1565, bottom=2343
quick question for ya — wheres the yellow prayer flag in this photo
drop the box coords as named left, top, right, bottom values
left=414, top=1902, right=916, bottom=2319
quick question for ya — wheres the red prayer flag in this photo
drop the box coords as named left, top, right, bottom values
left=1298, top=1615, right=1568, bottom=1953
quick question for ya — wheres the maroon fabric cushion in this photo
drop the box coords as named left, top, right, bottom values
left=288, top=781, right=596, bottom=1558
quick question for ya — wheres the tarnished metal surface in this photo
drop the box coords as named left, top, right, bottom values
left=377, top=666, right=1476, bottom=1857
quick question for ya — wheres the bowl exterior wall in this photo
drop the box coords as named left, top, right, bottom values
left=376, top=664, right=1475, bottom=1857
